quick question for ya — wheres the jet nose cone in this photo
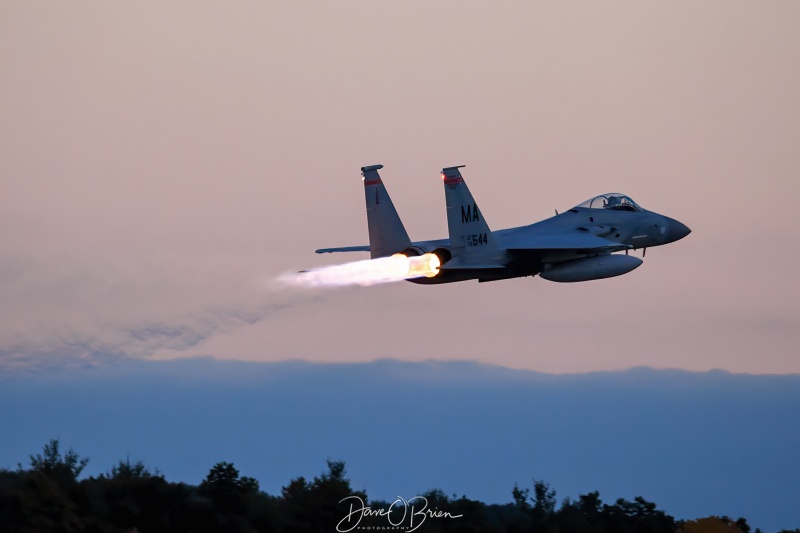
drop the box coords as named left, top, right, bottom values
left=666, top=218, right=691, bottom=242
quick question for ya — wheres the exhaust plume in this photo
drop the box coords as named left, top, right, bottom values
left=277, top=253, right=440, bottom=289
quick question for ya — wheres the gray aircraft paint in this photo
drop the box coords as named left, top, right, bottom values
left=317, top=165, right=690, bottom=284
left=361, top=164, right=411, bottom=259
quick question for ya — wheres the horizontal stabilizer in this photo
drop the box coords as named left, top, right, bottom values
left=316, top=245, right=370, bottom=254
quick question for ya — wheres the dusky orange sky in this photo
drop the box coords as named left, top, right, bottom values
left=2, top=1, right=799, bottom=373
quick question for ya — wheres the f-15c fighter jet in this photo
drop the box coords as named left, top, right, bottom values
left=316, top=165, right=690, bottom=283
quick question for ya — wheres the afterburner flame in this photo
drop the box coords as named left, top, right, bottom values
left=277, top=253, right=441, bottom=289
left=403, top=253, right=441, bottom=278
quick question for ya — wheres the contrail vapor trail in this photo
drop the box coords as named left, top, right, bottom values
left=276, top=253, right=440, bottom=289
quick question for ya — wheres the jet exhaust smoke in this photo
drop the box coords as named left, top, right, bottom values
left=277, top=253, right=440, bottom=288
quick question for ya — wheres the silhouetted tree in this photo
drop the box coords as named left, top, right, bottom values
left=530, top=478, right=557, bottom=530
left=678, top=516, right=749, bottom=532
left=0, top=439, right=92, bottom=531
left=603, top=495, right=674, bottom=533
left=736, top=517, right=752, bottom=533
left=512, top=483, right=531, bottom=510
left=278, top=459, right=366, bottom=533
left=532, top=479, right=557, bottom=515
left=203, top=462, right=243, bottom=491
left=3, top=439, right=798, bottom=533
left=105, top=456, right=161, bottom=480
left=554, top=490, right=605, bottom=533
left=577, top=491, right=603, bottom=516
left=421, top=487, right=450, bottom=508
left=28, top=438, right=89, bottom=483
left=199, top=460, right=263, bottom=522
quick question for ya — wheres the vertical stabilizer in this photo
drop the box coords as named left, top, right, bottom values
left=441, top=166, right=501, bottom=264
left=362, top=164, right=412, bottom=258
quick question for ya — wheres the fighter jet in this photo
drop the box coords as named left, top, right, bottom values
left=316, top=165, right=690, bottom=283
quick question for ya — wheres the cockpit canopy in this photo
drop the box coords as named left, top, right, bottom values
left=574, top=193, right=642, bottom=212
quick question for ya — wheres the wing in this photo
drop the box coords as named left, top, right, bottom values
left=500, top=232, right=631, bottom=255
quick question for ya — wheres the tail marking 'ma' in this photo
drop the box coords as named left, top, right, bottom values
left=441, top=166, right=500, bottom=263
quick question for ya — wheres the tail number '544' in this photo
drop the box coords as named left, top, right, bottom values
left=465, top=233, right=489, bottom=247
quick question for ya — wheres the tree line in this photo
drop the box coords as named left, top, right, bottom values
left=0, top=439, right=796, bottom=533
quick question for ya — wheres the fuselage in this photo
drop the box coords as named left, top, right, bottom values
left=497, top=206, right=687, bottom=257
left=410, top=206, right=690, bottom=284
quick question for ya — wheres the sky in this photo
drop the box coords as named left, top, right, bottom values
left=2, top=1, right=800, bottom=373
